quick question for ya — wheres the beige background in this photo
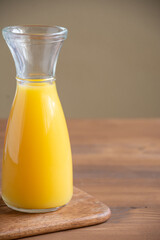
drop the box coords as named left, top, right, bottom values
left=0, top=0, right=160, bottom=118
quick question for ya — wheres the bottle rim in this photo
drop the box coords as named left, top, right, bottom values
left=2, top=25, right=68, bottom=41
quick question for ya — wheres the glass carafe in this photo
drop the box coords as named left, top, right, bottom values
left=1, top=25, right=73, bottom=213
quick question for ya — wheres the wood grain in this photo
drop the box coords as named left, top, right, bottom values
left=0, top=119, right=160, bottom=240
left=0, top=187, right=111, bottom=240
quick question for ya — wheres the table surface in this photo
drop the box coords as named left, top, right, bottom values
left=0, top=119, right=160, bottom=240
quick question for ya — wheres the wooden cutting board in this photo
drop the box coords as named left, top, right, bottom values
left=0, top=187, right=111, bottom=240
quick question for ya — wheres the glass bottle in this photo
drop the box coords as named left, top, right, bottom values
left=1, top=25, right=73, bottom=213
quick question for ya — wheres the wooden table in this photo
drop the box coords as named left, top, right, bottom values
left=0, top=119, right=160, bottom=240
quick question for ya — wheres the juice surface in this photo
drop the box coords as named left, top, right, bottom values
left=2, top=80, right=73, bottom=209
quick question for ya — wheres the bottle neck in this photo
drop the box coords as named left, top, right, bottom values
left=2, top=26, right=67, bottom=80
left=16, top=76, right=56, bottom=85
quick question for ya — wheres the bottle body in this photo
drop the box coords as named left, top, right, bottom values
left=2, top=80, right=73, bottom=212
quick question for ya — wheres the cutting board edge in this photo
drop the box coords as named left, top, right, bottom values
left=0, top=187, right=111, bottom=240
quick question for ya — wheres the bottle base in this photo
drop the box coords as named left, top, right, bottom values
left=3, top=197, right=67, bottom=213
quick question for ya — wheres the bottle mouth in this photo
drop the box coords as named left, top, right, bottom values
left=2, top=25, right=68, bottom=41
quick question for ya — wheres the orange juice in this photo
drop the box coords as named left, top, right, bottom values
left=2, top=80, right=73, bottom=211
